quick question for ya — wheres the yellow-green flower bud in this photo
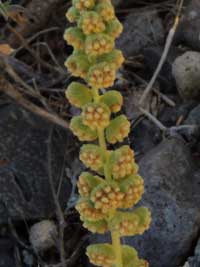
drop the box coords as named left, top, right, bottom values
left=63, top=27, right=85, bottom=50
left=105, top=115, right=130, bottom=144
left=100, top=90, right=123, bottom=113
left=64, top=51, right=90, bottom=78
left=99, top=49, right=125, bottom=70
left=79, top=144, right=104, bottom=172
left=119, top=175, right=144, bottom=208
left=109, top=146, right=139, bottom=179
left=82, top=102, right=111, bottom=130
left=70, top=116, right=97, bottom=142
left=106, top=18, right=123, bottom=39
left=109, top=207, right=151, bottom=237
left=90, top=182, right=124, bottom=214
left=66, top=6, right=80, bottom=23
left=86, top=244, right=115, bottom=267
left=85, top=33, right=114, bottom=57
left=83, top=219, right=108, bottom=234
left=95, top=2, right=115, bottom=22
left=65, top=82, right=92, bottom=108
left=122, top=245, right=149, bottom=267
left=77, top=172, right=105, bottom=197
left=76, top=198, right=105, bottom=221
left=87, top=62, right=116, bottom=88
left=72, top=0, right=95, bottom=12
left=78, top=11, right=105, bottom=35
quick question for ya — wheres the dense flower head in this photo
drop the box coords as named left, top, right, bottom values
left=63, top=27, right=85, bottom=50
left=119, top=175, right=144, bottom=208
left=77, top=172, right=104, bottom=197
left=105, top=115, right=131, bottom=144
left=66, top=6, right=80, bottom=23
left=95, top=2, right=115, bottom=22
left=76, top=199, right=105, bottom=221
left=109, top=146, right=139, bottom=179
left=90, top=182, right=124, bottom=214
left=105, top=18, right=123, bottom=39
left=65, top=81, right=92, bottom=108
left=65, top=51, right=90, bottom=78
left=79, top=144, right=104, bottom=172
left=100, top=90, right=123, bottom=113
left=85, top=33, right=114, bottom=57
left=87, top=62, right=116, bottom=88
left=78, top=11, right=105, bottom=35
left=73, top=0, right=96, bottom=12
left=87, top=244, right=115, bottom=267
left=99, top=49, right=125, bottom=70
left=83, top=219, right=108, bottom=234
left=82, top=102, right=111, bottom=130
left=70, top=116, right=97, bottom=141
left=109, top=208, right=151, bottom=237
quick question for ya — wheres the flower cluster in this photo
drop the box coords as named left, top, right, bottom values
left=64, top=1, right=151, bottom=267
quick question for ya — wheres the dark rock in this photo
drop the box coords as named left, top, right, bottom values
left=185, top=105, right=200, bottom=125
left=143, top=46, right=178, bottom=93
left=0, top=238, right=16, bottom=267
left=90, top=138, right=200, bottom=267
left=117, top=9, right=164, bottom=58
left=0, top=104, right=72, bottom=224
left=172, top=51, right=200, bottom=100
left=188, top=231, right=200, bottom=266
left=175, top=0, right=200, bottom=51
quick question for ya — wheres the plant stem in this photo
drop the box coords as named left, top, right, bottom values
left=92, top=88, right=123, bottom=267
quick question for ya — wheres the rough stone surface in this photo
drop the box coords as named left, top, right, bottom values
left=0, top=104, right=72, bottom=224
left=185, top=105, right=200, bottom=125
left=30, top=220, right=58, bottom=252
left=117, top=9, right=164, bottom=57
left=90, top=138, right=200, bottom=267
left=175, top=0, right=200, bottom=51
left=172, top=51, right=200, bottom=100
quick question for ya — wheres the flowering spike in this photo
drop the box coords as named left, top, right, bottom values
left=105, top=115, right=131, bottom=144
left=100, top=90, right=123, bottom=113
left=64, top=0, right=151, bottom=266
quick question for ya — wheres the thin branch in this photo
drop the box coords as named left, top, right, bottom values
left=0, top=75, right=69, bottom=130
left=139, top=0, right=184, bottom=105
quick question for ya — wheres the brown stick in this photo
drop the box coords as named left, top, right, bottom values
left=0, top=75, right=69, bottom=130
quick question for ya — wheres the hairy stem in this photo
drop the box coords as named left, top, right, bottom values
left=92, top=87, right=123, bottom=267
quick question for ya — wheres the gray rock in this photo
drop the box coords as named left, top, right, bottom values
left=185, top=105, right=200, bottom=125
left=0, top=104, right=72, bottom=224
left=30, top=220, right=58, bottom=252
left=117, top=9, right=164, bottom=57
left=172, top=51, right=200, bottom=100
left=90, top=138, right=200, bottom=267
left=175, top=0, right=200, bottom=51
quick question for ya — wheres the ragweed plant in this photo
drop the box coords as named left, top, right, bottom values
left=64, top=1, right=151, bottom=267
